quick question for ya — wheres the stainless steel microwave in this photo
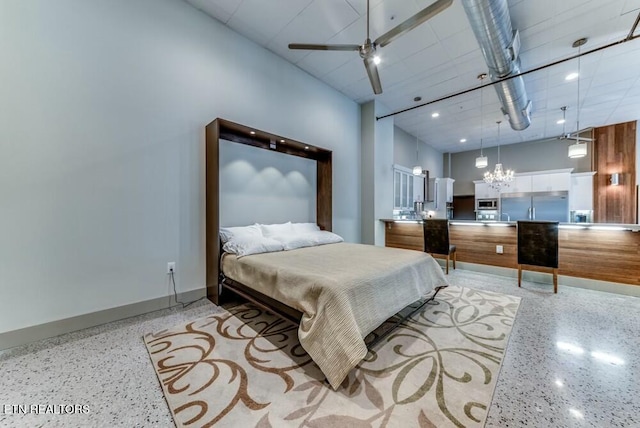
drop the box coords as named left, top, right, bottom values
left=477, top=198, right=498, bottom=209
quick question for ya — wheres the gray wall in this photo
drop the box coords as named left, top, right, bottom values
left=361, top=101, right=394, bottom=245
left=220, top=140, right=316, bottom=227
left=0, top=0, right=360, bottom=334
left=446, top=138, right=594, bottom=195
left=394, top=127, right=444, bottom=178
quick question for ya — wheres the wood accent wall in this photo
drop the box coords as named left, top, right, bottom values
left=384, top=222, right=640, bottom=286
left=593, top=121, right=637, bottom=223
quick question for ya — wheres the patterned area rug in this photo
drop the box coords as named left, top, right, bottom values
left=144, top=286, right=520, bottom=427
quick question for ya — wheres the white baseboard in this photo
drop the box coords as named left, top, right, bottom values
left=444, top=260, right=640, bottom=298
left=0, top=288, right=207, bottom=351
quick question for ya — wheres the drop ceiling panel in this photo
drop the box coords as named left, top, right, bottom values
left=183, top=0, right=640, bottom=153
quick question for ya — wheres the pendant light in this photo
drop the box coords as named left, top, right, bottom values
left=483, top=120, right=514, bottom=189
left=568, top=38, right=588, bottom=159
left=412, top=132, right=423, bottom=175
left=475, top=73, right=488, bottom=168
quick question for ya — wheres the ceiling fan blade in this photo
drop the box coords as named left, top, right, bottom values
left=288, top=43, right=360, bottom=51
left=363, top=57, right=383, bottom=94
left=558, top=134, right=594, bottom=142
left=374, top=0, right=453, bottom=48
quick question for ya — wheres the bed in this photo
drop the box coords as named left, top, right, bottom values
left=206, top=119, right=448, bottom=389
left=220, top=239, right=448, bottom=389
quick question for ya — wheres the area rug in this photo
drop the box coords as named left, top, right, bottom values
left=144, top=286, right=520, bottom=427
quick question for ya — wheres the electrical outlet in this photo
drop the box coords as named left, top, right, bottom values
left=496, top=245, right=504, bottom=254
left=167, top=262, right=176, bottom=274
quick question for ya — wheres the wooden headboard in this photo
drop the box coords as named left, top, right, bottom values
left=205, top=118, right=333, bottom=305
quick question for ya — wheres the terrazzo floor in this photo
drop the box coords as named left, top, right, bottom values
left=1, top=270, right=639, bottom=427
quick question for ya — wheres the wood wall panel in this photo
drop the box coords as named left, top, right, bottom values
left=593, top=121, right=637, bottom=223
left=384, top=221, right=640, bottom=286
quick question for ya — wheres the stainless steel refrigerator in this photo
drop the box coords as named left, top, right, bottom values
left=500, top=191, right=569, bottom=222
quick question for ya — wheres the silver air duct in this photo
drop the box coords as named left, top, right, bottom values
left=462, top=0, right=531, bottom=130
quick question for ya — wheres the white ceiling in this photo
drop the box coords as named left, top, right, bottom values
left=184, top=0, right=640, bottom=153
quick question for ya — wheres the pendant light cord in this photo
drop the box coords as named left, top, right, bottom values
left=496, top=121, right=501, bottom=163
left=479, top=74, right=485, bottom=156
left=576, top=44, right=581, bottom=143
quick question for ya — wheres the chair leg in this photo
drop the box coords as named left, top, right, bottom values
left=518, top=265, right=522, bottom=287
left=553, top=268, right=558, bottom=294
left=445, top=255, right=449, bottom=275
left=452, top=252, right=456, bottom=270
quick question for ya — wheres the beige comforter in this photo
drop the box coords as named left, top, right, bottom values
left=221, top=242, right=448, bottom=389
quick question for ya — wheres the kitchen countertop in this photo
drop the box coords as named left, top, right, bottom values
left=380, top=218, right=640, bottom=231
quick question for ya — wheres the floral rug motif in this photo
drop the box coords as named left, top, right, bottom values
left=144, top=286, right=520, bottom=427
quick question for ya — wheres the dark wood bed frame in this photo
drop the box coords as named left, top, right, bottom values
left=206, top=118, right=444, bottom=346
left=206, top=118, right=332, bottom=308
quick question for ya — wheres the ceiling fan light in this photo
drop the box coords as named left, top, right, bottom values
left=373, top=55, right=381, bottom=65
left=568, top=142, right=587, bottom=158
left=475, top=155, right=488, bottom=168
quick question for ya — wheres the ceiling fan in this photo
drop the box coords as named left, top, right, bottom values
left=557, top=106, right=594, bottom=142
left=288, top=0, right=453, bottom=95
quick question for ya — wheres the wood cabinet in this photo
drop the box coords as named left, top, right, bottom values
left=383, top=220, right=640, bottom=286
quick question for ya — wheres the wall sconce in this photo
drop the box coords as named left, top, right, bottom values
left=610, top=173, right=620, bottom=186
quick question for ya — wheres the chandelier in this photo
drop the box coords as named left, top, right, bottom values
left=484, top=121, right=514, bottom=189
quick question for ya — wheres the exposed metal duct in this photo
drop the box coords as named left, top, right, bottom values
left=461, top=0, right=531, bottom=130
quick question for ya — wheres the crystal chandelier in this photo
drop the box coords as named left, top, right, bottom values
left=484, top=121, right=514, bottom=189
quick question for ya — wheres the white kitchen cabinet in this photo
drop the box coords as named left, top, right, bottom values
left=474, top=181, right=499, bottom=199
left=443, top=177, right=454, bottom=203
left=532, top=172, right=571, bottom=192
left=500, top=170, right=573, bottom=194
left=501, top=175, right=532, bottom=194
left=570, top=172, right=596, bottom=211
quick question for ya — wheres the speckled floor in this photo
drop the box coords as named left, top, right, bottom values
left=1, top=270, right=638, bottom=427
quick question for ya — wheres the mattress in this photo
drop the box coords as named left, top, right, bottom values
left=221, top=242, right=449, bottom=389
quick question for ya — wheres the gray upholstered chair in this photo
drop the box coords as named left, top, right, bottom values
left=423, top=219, right=456, bottom=274
left=517, top=220, right=559, bottom=293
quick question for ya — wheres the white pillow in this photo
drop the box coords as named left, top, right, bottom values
left=222, top=236, right=284, bottom=258
left=291, top=222, right=321, bottom=234
left=277, top=230, right=344, bottom=251
left=309, top=230, right=344, bottom=245
left=260, top=222, right=294, bottom=238
left=219, top=224, right=262, bottom=244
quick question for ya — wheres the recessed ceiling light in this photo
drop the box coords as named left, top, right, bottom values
left=565, top=72, right=579, bottom=81
left=373, top=55, right=381, bottom=65
left=591, top=351, right=625, bottom=365
left=557, top=119, right=566, bottom=124
left=250, top=131, right=256, bottom=135
left=280, top=139, right=285, bottom=143
left=556, top=341, right=584, bottom=354
left=431, top=112, right=439, bottom=118
left=304, top=146, right=309, bottom=150
left=569, top=409, right=584, bottom=419
left=460, top=138, right=467, bottom=143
